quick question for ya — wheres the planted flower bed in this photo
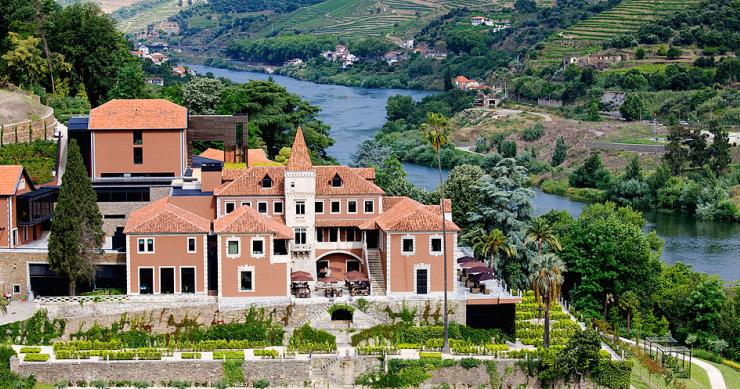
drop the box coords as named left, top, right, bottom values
left=213, top=350, right=245, bottom=360
left=23, top=353, right=49, bottom=362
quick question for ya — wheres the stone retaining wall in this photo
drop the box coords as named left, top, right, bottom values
left=42, top=298, right=468, bottom=339
left=0, top=109, right=56, bottom=146
left=10, top=356, right=374, bottom=387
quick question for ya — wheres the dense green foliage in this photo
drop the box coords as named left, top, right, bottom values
left=227, top=34, right=336, bottom=64
left=569, top=153, right=612, bottom=190
left=207, top=0, right=322, bottom=14
left=0, top=310, right=65, bottom=345
left=0, top=139, right=56, bottom=184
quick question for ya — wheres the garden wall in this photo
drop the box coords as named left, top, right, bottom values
left=0, top=109, right=56, bottom=146
left=10, top=356, right=378, bottom=387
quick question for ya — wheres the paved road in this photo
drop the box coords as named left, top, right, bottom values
left=0, top=301, right=36, bottom=325
left=620, top=337, right=727, bottom=389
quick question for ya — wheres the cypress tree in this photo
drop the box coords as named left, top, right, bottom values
left=551, top=136, right=567, bottom=167
left=48, top=139, right=104, bottom=296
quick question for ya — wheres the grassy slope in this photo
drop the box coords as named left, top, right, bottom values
left=533, top=0, right=700, bottom=67
left=631, top=358, right=711, bottom=389
left=114, top=0, right=194, bottom=34
left=704, top=360, right=740, bottom=389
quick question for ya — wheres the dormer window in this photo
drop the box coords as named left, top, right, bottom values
left=261, top=175, right=272, bottom=188
left=331, top=173, right=343, bottom=187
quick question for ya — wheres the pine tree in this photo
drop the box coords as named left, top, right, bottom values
left=48, top=139, right=104, bottom=296
left=444, top=67, right=453, bottom=91
left=551, top=136, right=567, bottom=167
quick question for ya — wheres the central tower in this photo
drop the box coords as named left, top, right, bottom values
left=283, top=127, right=317, bottom=275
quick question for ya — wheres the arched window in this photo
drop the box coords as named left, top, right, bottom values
left=331, top=173, right=342, bottom=187
left=261, top=174, right=272, bottom=188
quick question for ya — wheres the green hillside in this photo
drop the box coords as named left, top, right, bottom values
left=533, top=0, right=700, bottom=66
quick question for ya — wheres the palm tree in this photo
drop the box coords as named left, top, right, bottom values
left=528, top=253, right=566, bottom=349
left=526, top=217, right=562, bottom=255
left=0, top=296, right=8, bottom=315
left=471, top=228, right=516, bottom=268
left=421, top=111, right=452, bottom=353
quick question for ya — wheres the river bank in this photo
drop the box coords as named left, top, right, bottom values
left=185, top=64, right=739, bottom=281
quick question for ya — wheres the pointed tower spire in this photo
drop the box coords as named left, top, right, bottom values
left=287, top=127, right=313, bottom=171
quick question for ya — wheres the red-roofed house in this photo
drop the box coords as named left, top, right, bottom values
left=0, top=165, right=56, bottom=249
left=124, top=197, right=211, bottom=295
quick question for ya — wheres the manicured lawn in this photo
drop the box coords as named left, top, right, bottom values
left=33, top=383, right=54, bottom=389
left=704, top=360, right=740, bottom=389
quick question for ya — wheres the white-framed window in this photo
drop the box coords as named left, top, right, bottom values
left=11, top=228, right=18, bottom=246
left=296, top=201, right=306, bottom=215
left=12, top=284, right=21, bottom=294
left=17, top=179, right=26, bottom=191
left=261, top=175, right=272, bottom=188
left=329, top=228, right=338, bottom=242
left=316, top=229, right=324, bottom=242
left=240, top=201, right=252, bottom=207
left=239, top=270, right=254, bottom=292
left=251, top=237, right=265, bottom=257
left=401, top=236, right=415, bottom=255
left=225, top=201, right=236, bottom=214
left=429, top=235, right=443, bottom=255
left=187, top=237, right=197, bottom=253
left=226, top=238, right=240, bottom=258
left=137, top=238, right=155, bottom=253
left=294, top=227, right=307, bottom=245
left=347, top=200, right=357, bottom=214
left=274, top=201, right=284, bottom=214
left=346, top=228, right=356, bottom=242
left=257, top=202, right=268, bottom=214
left=330, top=200, right=340, bottom=214
left=364, top=200, right=374, bottom=213
left=315, top=201, right=324, bottom=214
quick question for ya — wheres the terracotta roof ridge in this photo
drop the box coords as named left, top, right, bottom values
left=162, top=202, right=211, bottom=231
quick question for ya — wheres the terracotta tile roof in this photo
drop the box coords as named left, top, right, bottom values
left=382, top=196, right=406, bottom=211
left=316, top=219, right=367, bottom=227
left=222, top=168, right=247, bottom=182
left=315, top=166, right=383, bottom=195
left=361, top=197, right=459, bottom=232
left=214, top=204, right=293, bottom=239
left=200, top=148, right=224, bottom=161
left=200, top=148, right=275, bottom=167
left=287, top=127, right=313, bottom=171
left=0, top=165, right=24, bottom=196
left=425, top=199, right=452, bottom=214
left=214, top=166, right=286, bottom=196
left=88, top=99, right=187, bottom=130
left=124, top=197, right=211, bottom=234
left=353, top=167, right=376, bottom=180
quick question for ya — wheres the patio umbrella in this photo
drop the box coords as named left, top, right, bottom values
left=466, top=266, right=493, bottom=274
left=291, top=273, right=313, bottom=282
left=472, top=272, right=495, bottom=282
left=460, top=261, right=486, bottom=269
left=457, top=256, right=476, bottom=264
left=345, top=271, right=369, bottom=282
left=292, top=270, right=311, bottom=277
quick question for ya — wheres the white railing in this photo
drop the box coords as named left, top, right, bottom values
left=35, top=295, right=128, bottom=304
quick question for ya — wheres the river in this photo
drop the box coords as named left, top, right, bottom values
left=187, top=64, right=739, bottom=281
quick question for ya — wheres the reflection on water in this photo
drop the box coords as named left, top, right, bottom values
left=189, top=64, right=739, bottom=282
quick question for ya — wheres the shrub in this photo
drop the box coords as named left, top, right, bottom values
left=327, top=304, right=355, bottom=316
left=355, top=298, right=370, bottom=313
left=165, top=380, right=191, bottom=389
left=419, top=351, right=442, bottom=359
left=521, top=123, right=545, bottom=142
left=20, top=347, right=41, bottom=354
left=24, top=353, right=49, bottom=362
left=459, top=358, right=482, bottom=369
left=253, top=379, right=270, bottom=388
left=213, top=351, right=244, bottom=360
left=253, top=349, right=278, bottom=359
left=540, top=179, right=568, bottom=196
left=222, top=360, right=244, bottom=386
left=180, top=352, right=201, bottom=360
left=288, top=324, right=336, bottom=353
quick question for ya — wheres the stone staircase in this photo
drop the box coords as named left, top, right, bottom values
left=365, top=249, right=385, bottom=296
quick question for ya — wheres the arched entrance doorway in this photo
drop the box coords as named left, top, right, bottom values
left=315, top=251, right=364, bottom=281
